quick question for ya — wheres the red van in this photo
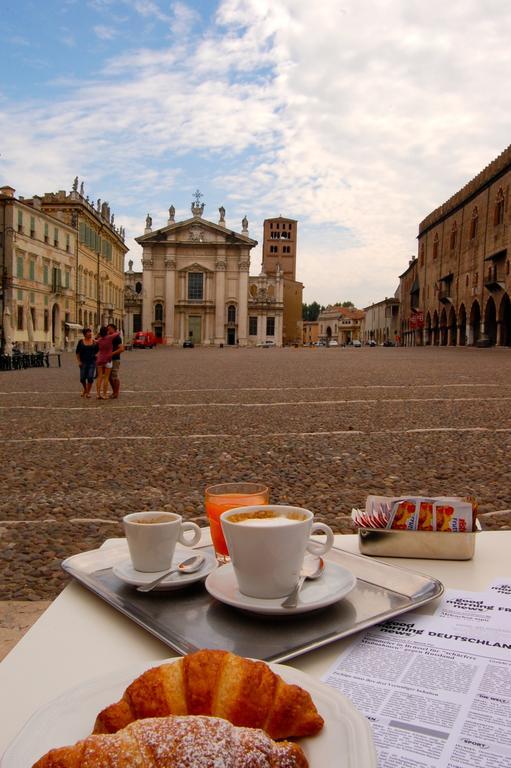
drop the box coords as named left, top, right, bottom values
left=133, top=331, right=157, bottom=348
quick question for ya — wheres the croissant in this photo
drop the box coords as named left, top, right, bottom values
left=93, top=650, right=324, bottom=740
left=33, top=714, right=309, bottom=767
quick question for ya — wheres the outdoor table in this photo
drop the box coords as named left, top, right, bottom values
left=0, top=530, right=509, bottom=755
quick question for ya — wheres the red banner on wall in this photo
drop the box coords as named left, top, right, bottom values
left=410, top=311, right=424, bottom=329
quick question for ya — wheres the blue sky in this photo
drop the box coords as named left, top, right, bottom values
left=2, top=0, right=511, bottom=306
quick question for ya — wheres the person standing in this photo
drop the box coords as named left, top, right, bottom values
left=75, top=328, right=98, bottom=398
left=107, top=323, right=124, bottom=399
left=95, top=326, right=119, bottom=400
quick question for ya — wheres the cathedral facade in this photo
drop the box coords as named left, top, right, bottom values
left=133, top=195, right=284, bottom=346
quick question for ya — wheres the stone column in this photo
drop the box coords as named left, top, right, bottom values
left=456, top=324, right=463, bottom=346
left=274, top=312, right=282, bottom=346
left=215, top=252, right=226, bottom=345
left=142, top=248, right=153, bottom=332
left=237, top=254, right=249, bottom=346
left=164, top=253, right=176, bottom=344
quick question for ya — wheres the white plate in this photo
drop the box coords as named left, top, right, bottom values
left=0, top=659, right=376, bottom=768
left=205, top=561, right=356, bottom=615
left=112, top=549, right=217, bottom=590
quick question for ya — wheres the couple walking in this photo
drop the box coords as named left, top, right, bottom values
left=76, top=323, right=124, bottom=400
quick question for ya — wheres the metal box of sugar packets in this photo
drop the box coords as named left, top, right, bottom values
left=358, top=522, right=480, bottom=560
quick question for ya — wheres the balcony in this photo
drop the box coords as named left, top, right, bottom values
left=484, top=276, right=505, bottom=292
left=438, top=289, right=452, bottom=304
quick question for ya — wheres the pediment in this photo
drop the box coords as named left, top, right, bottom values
left=177, top=261, right=215, bottom=274
left=135, top=216, right=257, bottom=247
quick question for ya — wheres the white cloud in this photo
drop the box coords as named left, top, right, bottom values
left=93, top=24, right=118, bottom=39
left=4, top=0, right=511, bottom=305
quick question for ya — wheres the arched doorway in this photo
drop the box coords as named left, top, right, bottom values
left=440, top=308, right=448, bottom=346
left=484, top=297, right=497, bottom=346
left=425, top=312, right=432, bottom=345
left=498, top=293, right=511, bottom=346
left=432, top=310, right=439, bottom=345
left=51, top=303, right=61, bottom=346
left=458, top=304, right=467, bottom=346
left=469, top=301, right=481, bottom=345
left=448, top=306, right=457, bottom=345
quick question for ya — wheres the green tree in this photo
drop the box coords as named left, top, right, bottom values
left=302, top=301, right=323, bottom=321
left=335, top=300, right=354, bottom=308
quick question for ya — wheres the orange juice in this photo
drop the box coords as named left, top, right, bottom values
left=205, top=484, right=269, bottom=561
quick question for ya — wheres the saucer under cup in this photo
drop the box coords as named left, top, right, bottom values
left=220, top=504, right=334, bottom=598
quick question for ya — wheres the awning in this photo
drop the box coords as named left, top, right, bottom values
left=409, top=277, right=420, bottom=294
left=65, top=322, right=84, bottom=330
left=485, top=248, right=507, bottom=262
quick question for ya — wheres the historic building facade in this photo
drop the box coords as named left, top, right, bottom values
left=134, top=196, right=284, bottom=346
left=124, top=260, right=143, bottom=340
left=401, top=144, right=511, bottom=346
left=318, top=305, right=364, bottom=344
left=38, top=180, right=127, bottom=338
left=1, top=181, right=128, bottom=352
left=1, top=185, right=77, bottom=352
left=362, top=297, right=400, bottom=345
left=261, top=216, right=303, bottom=345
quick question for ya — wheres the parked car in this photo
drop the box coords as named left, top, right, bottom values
left=368, top=339, right=377, bottom=347
left=382, top=340, right=395, bottom=347
left=133, top=331, right=157, bottom=348
left=183, top=339, right=194, bottom=348
left=327, top=339, right=339, bottom=347
left=256, top=340, right=276, bottom=347
left=352, top=339, right=362, bottom=347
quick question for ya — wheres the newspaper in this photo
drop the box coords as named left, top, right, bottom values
left=322, top=582, right=511, bottom=767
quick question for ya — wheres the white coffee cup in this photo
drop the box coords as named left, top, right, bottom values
left=123, top=511, right=201, bottom=572
left=220, top=504, right=334, bottom=598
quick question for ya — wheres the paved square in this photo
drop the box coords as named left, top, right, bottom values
left=1, top=345, right=510, bottom=601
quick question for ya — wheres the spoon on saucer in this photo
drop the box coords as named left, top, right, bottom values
left=137, top=553, right=206, bottom=593
left=281, top=557, right=325, bottom=609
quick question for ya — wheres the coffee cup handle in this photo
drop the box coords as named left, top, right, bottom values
left=306, top=522, right=334, bottom=556
left=178, top=521, right=202, bottom=547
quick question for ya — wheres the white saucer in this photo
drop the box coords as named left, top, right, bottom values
left=205, top=560, right=356, bottom=615
left=113, top=549, right=217, bottom=591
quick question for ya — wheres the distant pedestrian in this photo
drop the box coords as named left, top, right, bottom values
left=95, top=326, right=120, bottom=400
left=75, top=328, right=98, bottom=398
left=107, top=323, right=125, bottom=399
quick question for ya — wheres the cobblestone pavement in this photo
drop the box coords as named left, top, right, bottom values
left=1, top=345, right=510, bottom=608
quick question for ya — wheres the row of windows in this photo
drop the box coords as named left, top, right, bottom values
left=269, top=222, right=292, bottom=231
left=17, top=210, right=72, bottom=251
left=250, top=316, right=274, bottom=335
left=421, top=188, right=507, bottom=265
left=269, top=245, right=291, bottom=254
left=15, top=305, right=50, bottom=332
left=15, top=253, right=71, bottom=289
left=151, top=303, right=275, bottom=336
left=269, top=231, right=291, bottom=240
left=79, top=221, right=113, bottom=261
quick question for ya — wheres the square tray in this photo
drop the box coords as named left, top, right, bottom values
left=62, top=543, right=443, bottom=663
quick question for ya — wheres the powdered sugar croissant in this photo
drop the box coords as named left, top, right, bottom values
left=93, top=650, right=324, bottom=740
left=33, top=715, right=309, bottom=767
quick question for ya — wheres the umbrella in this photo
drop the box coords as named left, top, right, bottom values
left=26, top=300, right=35, bottom=351
left=2, top=306, right=13, bottom=355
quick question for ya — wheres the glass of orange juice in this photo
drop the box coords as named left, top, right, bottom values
left=205, top=482, right=270, bottom=563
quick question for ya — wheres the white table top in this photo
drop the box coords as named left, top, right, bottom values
left=1, top=530, right=509, bottom=755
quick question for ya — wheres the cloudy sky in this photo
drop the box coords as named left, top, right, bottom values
left=2, top=0, right=511, bottom=306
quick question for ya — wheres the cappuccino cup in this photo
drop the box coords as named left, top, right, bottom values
left=220, top=504, right=334, bottom=598
left=123, top=511, right=201, bottom=572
